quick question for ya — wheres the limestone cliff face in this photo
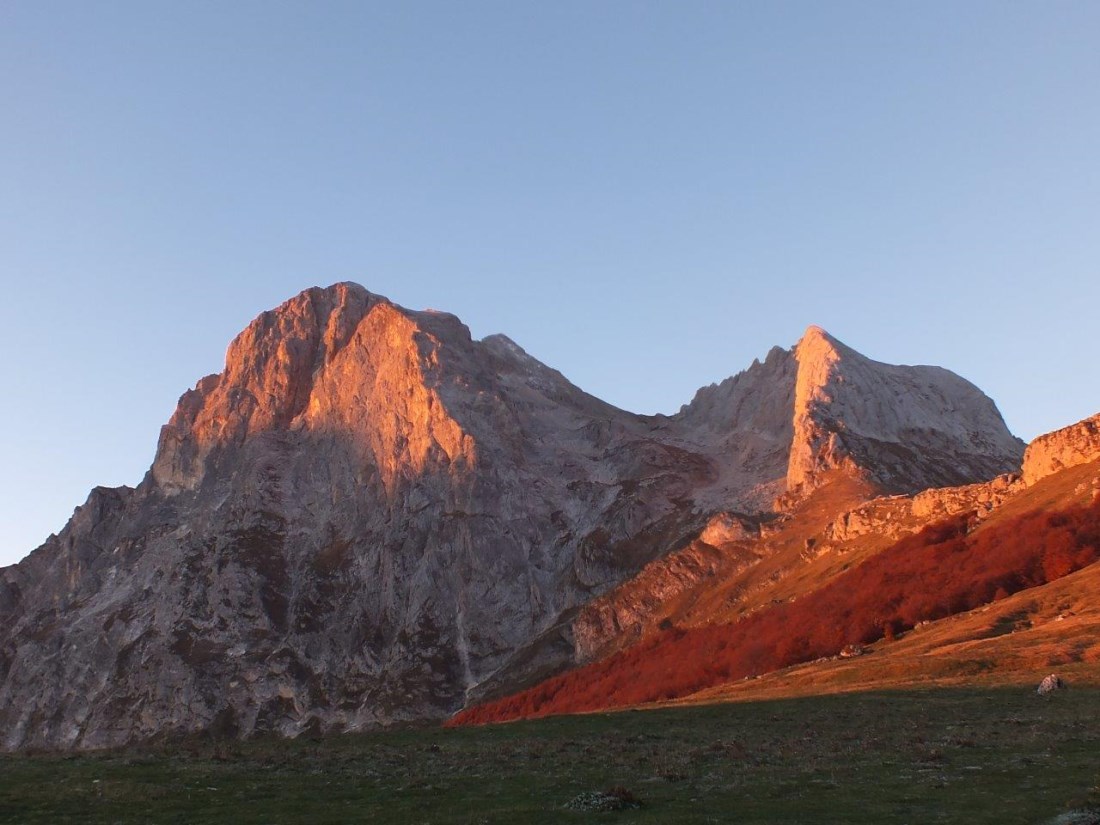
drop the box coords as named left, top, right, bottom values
left=673, top=345, right=797, bottom=511
left=572, top=512, right=763, bottom=663
left=1022, top=413, right=1100, bottom=486
left=152, top=283, right=385, bottom=492
left=0, top=288, right=1026, bottom=750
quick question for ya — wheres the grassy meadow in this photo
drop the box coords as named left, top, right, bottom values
left=1, top=688, right=1098, bottom=824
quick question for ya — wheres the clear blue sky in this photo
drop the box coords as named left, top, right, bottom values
left=1, top=1, right=1098, bottom=566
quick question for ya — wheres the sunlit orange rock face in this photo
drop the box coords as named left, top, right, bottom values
left=0, top=283, right=1028, bottom=750
left=1022, top=413, right=1100, bottom=486
left=152, top=285, right=475, bottom=495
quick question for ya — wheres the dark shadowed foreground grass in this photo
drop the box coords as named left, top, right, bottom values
left=2, top=688, right=1099, bottom=824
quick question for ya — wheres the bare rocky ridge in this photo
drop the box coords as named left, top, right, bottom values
left=0, top=283, right=1025, bottom=750
left=821, top=473, right=1024, bottom=546
left=1023, top=413, right=1100, bottom=486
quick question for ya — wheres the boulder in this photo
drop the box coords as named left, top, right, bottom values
left=1037, top=674, right=1066, bottom=695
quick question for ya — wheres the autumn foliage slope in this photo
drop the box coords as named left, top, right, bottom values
left=452, top=496, right=1100, bottom=725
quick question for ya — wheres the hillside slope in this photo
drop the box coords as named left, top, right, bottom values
left=454, top=453, right=1100, bottom=725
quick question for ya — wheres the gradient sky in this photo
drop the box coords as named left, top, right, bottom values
left=1, top=1, right=1098, bottom=566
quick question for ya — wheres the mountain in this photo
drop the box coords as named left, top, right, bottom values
left=0, top=283, right=1024, bottom=750
left=785, top=326, right=1023, bottom=495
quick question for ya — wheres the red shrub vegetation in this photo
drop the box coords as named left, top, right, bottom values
left=451, top=496, right=1100, bottom=726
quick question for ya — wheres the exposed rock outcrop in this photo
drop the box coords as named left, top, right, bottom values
left=572, top=512, right=763, bottom=662
left=0, top=286, right=1026, bottom=750
left=822, top=473, right=1023, bottom=546
left=1023, top=414, right=1100, bottom=486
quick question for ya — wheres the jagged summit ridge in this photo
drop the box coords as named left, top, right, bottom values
left=0, top=285, right=1027, bottom=750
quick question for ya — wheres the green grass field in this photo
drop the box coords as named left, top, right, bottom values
left=1, top=688, right=1097, bottom=824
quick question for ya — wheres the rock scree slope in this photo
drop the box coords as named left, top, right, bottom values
left=0, top=283, right=1023, bottom=749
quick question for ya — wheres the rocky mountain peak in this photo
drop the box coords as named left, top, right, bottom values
left=788, top=324, right=865, bottom=491
left=676, top=324, right=1022, bottom=504
left=150, top=283, right=482, bottom=495
left=794, top=323, right=844, bottom=359
left=786, top=326, right=1024, bottom=495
